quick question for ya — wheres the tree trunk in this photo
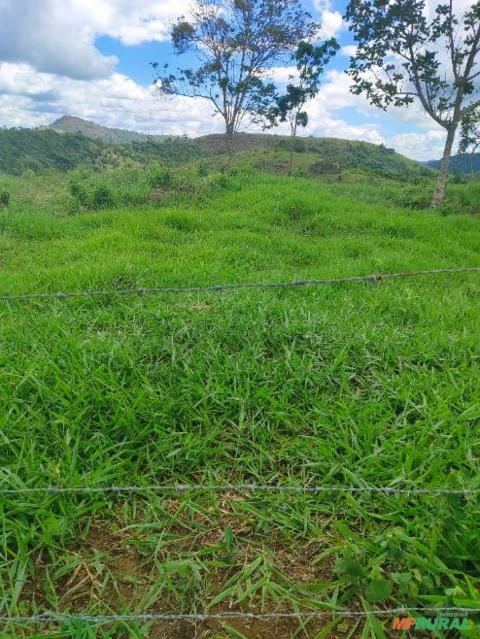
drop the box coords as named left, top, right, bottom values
left=288, top=144, right=294, bottom=175
left=289, top=122, right=297, bottom=176
left=431, top=123, right=458, bottom=207
left=225, top=124, right=234, bottom=168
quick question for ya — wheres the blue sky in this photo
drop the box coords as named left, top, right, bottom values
left=94, top=1, right=352, bottom=86
left=0, top=0, right=450, bottom=160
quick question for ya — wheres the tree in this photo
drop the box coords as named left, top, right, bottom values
left=264, top=40, right=339, bottom=173
left=459, top=107, right=480, bottom=174
left=345, top=0, right=480, bottom=206
left=152, top=0, right=320, bottom=162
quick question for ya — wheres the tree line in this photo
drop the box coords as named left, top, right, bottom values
left=153, top=0, right=480, bottom=206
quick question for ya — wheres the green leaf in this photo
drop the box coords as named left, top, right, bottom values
left=362, top=599, right=387, bottom=639
left=336, top=555, right=366, bottom=579
left=391, top=572, right=412, bottom=586
left=364, top=578, right=392, bottom=603
left=225, top=527, right=235, bottom=552
left=220, top=625, right=249, bottom=639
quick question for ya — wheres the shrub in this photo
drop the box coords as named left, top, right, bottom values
left=450, top=173, right=467, bottom=185
left=293, top=167, right=307, bottom=178
left=210, top=173, right=230, bottom=189
left=197, top=162, right=209, bottom=177
left=396, top=187, right=431, bottom=210
left=0, top=190, right=10, bottom=207
left=93, top=185, right=114, bottom=209
left=69, top=181, right=89, bottom=207
left=149, top=167, right=173, bottom=189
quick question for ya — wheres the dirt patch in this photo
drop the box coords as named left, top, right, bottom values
left=18, top=511, right=359, bottom=638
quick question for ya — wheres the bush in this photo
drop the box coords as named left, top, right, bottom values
left=450, top=173, right=467, bottom=185
left=0, top=190, right=10, bottom=207
left=149, top=167, right=173, bottom=189
left=69, top=181, right=89, bottom=207
left=197, top=162, right=209, bottom=178
left=293, top=167, right=307, bottom=178
left=210, top=172, right=240, bottom=190
left=396, top=187, right=431, bottom=210
left=93, top=185, right=114, bottom=209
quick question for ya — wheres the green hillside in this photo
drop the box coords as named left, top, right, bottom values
left=199, top=134, right=434, bottom=181
left=0, top=168, right=479, bottom=638
left=0, top=122, right=435, bottom=183
left=49, top=115, right=169, bottom=144
left=0, top=127, right=204, bottom=175
left=0, top=128, right=107, bottom=174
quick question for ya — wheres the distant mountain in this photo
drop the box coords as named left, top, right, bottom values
left=48, top=115, right=168, bottom=144
left=426, top=153, right=480, bottom=176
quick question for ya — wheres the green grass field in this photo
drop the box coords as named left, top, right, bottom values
left=1, top=168, right=480, bottom=638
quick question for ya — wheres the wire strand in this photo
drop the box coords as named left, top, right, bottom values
left=1, top=267, right=479, bottom=302
left=1, top=607, right=479, bottom=625
left=0, top=484, right=478, bottom=496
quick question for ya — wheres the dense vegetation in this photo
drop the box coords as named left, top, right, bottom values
left=0, top=159, right=479, bottom=638
left=427, top=152, right=480, bottom=177
left=0, top=127, right=206, bottom=175
left=0, top=124, right=438, bottom=189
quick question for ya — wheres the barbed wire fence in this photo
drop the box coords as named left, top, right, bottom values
left=1, top=267, right=479, bottom=303
left=2, top=607, right=479, bottom=626
left=2, top=266, right=480, bottom=627
left=1, top=481, right=479, bottom=625
left=0, top=483, right=479, bottom=496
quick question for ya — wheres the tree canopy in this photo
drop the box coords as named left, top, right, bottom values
left=345, top=0, right=480, bottom=205
left=263, top=39, right=339, bottom=172
left=152, top=0, right=325, bottom=159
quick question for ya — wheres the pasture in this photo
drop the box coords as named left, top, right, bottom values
left=0, top=169, right=479, bottom=638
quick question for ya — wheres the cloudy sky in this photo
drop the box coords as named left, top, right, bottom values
left=0, top=0, right=470, bottom=161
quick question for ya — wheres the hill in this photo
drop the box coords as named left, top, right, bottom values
left=426, top=152, right=480, bottom=176
left=0, top=120, right=435, bottom=182
left=49, top=115, right=169, bottom=144
left=196, top=133, right=433, bottom=180
left=0, top=128, right=108, bottom=174
left=0, top=127, right=204, bottom=175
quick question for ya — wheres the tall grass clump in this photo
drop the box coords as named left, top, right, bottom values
left=0, top=189, right=11, bottom=207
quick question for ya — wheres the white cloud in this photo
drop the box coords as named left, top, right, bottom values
left=319, top=10, right=344, bottom=38
left=0, top=0, right=191, bottom=80
left=309, top=116, right=384, bottom=145
left=0, top=62, right=221, bottom=138
left=389, top=130, right=448, bottom=162
left=341, top=45, right=358, bottom=57
left=424, top=0, right=472, bottom=19
left=0, top=0, right=116, bottom=80
left=267, top=66, right=300, bottom=84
